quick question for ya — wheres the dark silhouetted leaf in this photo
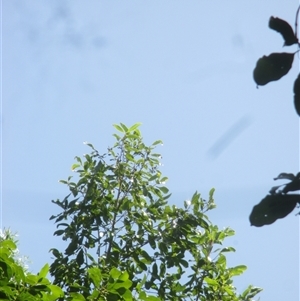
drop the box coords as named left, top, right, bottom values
left=253, top=52, right=295, bottom=86
left=269, top=17, right=298, bottom=46
left=282, top=172, right=300, bottom=193
left=249, top=194, right=299, bottom=227
left=293, top=73, right=300, bottom=116
left=271, top=172, right=300, bottom=194
left=76, top=249, right=84, bottom=266
left=269, top=185, right=282, bottom=195
left=274, top=172, right=295, bottom=181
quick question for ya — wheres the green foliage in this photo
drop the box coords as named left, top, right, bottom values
left=49, top=123, right=262, bottom=300
left=0, top=233, right=64, bottom=301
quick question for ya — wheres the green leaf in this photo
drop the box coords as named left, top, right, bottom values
left=0, top=240, right=16, bottom=250
left=48, top=285, right=64, bottom=299
left=113, top=124, right=124, bottom=133
left=88, top=267, right=102, bottom=285
left=119, top=271, right=129, bottom=281
left=110, top=267, right=122, bottom=279
left=38, top=264, right=49, bottom=278
left=220, top=247, right=236, bottom=253
left=69, top=292, right=86, bottom=301
left=53, top=229, right=65, bottom=236
left=179, top=259, right=189, bottom=268
left=216, top=254, right=226, bottom=266
left=128, top=122, right=142, bottom=132
left=120, top=288, right=133, bottom=300
left=120, top=123, right=129, bottom=132
left=159, top=186, right=169, bottom=194
left=71, top=163, right=80, bottom=171
left=148, top=174, right=158, bottom=181
left=152, top=262, right=158, bottom=278
left=228, top=265, right=247, bottom=276
left=204, top=277, right=218, bottom=286
left=152, top=140, right=163, bottom=146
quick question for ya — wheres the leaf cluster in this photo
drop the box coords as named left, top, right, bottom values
left=253, top=6, right=300, bottom=116
left=0, top=238, right=64, bottom=300
left=250, top=172, right=300, bottom=227
left=49, top=123, right=262, bottom=300
left=249, top=6, right=300, bottom=228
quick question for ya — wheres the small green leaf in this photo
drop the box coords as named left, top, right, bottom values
left=88, top=267, right=102, bottom=285
left=159, top=186, right=169, bottom=194
left=120, top=123, right=129, bottom=132
left=0, top=240, right=16, bottom=250
left=179, top=259, right=189, bottom=268
left=110, top=267, right=122, bottom=279
left=148, top=174, right=158, bottom=181
left=152, top=140, right=163, bottom=146
left=128, top=123, right=142, bottom=132
left=229, top=265, right=247, bottom=276
left=204, top=277, right=218, bottom=286
left=113, top=124, right=124, bottom=133
left=220, top=247, right=236, bottom=253
left=71, top=163, right=80, bottom=171
left=53, top=230, right=65, bottom=236
left=69, top=292, right=86, bottom=301
left=38, top=264, right=49, bottom=278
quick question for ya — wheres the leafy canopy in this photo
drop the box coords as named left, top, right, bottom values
left=49, top=123, right=261, bottom=300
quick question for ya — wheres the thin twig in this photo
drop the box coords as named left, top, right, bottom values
left=294, top=4, right=300, bottom=41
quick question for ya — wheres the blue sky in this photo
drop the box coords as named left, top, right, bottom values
left=2, top=1, right=299, bottom=300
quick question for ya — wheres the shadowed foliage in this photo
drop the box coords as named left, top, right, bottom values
left=253, top=52, right=295, bottom=86
left=249, top=194, right=299, bottom=227
left=293, top=74, right=300, bottom=116
left=253, top=6, right=300, bottom=116
left=269, top=16, right=298, bottom=46
left=250, top=172, right=300, bottom=227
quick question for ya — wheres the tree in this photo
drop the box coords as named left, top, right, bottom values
left=250, top=6, right=300, bottom=226
left=49, top=123, right=261, bottom=300
left=0, top=229, right=64, bottom=300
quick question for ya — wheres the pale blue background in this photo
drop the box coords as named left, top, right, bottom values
left=2, top=1, right=299, bottom=300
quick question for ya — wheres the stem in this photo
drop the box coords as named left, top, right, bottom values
left=295, top=4, right=300, bottom=41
